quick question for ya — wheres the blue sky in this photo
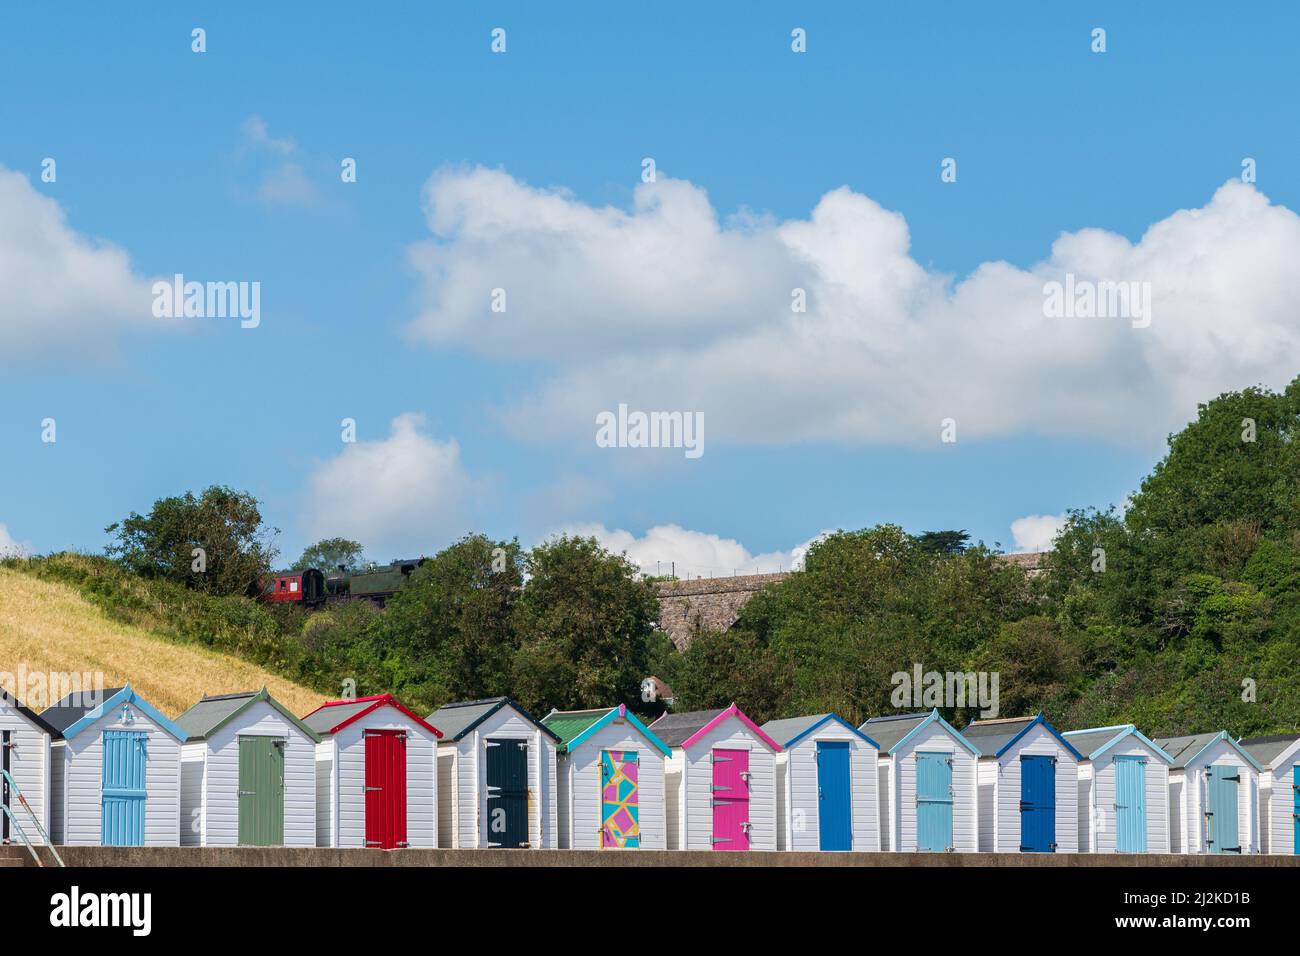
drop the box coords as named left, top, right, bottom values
left=2, top=3, right=1298, bottom=574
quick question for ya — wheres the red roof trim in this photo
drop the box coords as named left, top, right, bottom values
left=680, top=702, right=782, bottom=752
left=303, top=693, right=444, bottom=738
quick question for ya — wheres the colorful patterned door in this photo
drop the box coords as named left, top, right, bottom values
left=1206, top=764, right=1240, bottom=854
left=101, top=730, right=148, bottom=846
left=1114, top=756, right=1147, bottom=853
left=600, top=750, right=640, bottom=848
left=711, top=748, right=749, bottom=851
left=363, top=729, right=407, bottom=849
left=915, top=752, right=953, bottom=852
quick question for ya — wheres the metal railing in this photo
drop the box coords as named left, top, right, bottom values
left=0, top=769, right=64, bottom=867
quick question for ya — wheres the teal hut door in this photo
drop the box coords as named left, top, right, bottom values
left=1206, top=765, right=1241, bottom=854
left=102, top=730, right=148, bottom=846
left=915, top=752, right=953, bottom=851
left=1114, top=756, right=1147, bottom=853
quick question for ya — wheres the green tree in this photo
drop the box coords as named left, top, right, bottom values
left=104, top=485, right=276, bottom=596
left=379, top=534, right=523, bottom=707
left=510, top=536, right=659, bottom=714
left=915, top=530, right=970, bottom=555
left=293, top=537, right=365, bottom=573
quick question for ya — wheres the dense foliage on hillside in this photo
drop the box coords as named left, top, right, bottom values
left=6, top=379, right=1299, bottom=737
left=662, top=378, right=1300, bottom=736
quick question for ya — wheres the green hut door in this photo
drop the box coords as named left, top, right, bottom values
left=238, top=736, right=285, bottom=846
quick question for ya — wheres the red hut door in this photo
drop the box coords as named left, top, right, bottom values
left=364, top=730, right=407, bottom=849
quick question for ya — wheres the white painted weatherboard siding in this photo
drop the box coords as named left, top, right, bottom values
left=777, top=726, right=878, bottom=852
left=883, top=722, right=978, bottom=853
left=316, top=705, right=439, bottom=849
left=1260, top=745, right=1300, bottom=855
left=1077, top=738, right=1170, bottom=853
left=438, top=705, right=557, bottom=849
left=975, top=726, right=1078, bottom=853
left=673, top=714, right=777, bottom=852
left=556, top=719, right=665, bottom=850
left=54, top=708, right=181, bottom=847
left=0, top=707, right=51, bottom=845
left=180, top=701, right=316, bottom=847
left=1169, top=740, right=1260, bottom=855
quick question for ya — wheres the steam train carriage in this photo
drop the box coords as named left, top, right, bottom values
left=261, top=558, right=425, bottom=609
left=264, top=568, right=326, bottom=605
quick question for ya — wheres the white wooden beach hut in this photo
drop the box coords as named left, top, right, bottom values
left=649, top=703, right=782, bottom=852
left=428, top=696, right=560, bottom=849
left=1154, top=731, right=1262, bottom=855
left=1240, top=733, right=1300, bottom=855
left=542, top=703, right=671, bottom=849
left=1063, top=724, right=1173, bottom=854
left=175, top=688, right=321, bottom=847
left=302, top=693, right=442, bottom=849
left=43, top=685, right=186, bottom=846
left=0, top=688, right=57, bottom=846
left=760, top=713, right=880, bottom=852
left=961, top=714, right=1080, bottom=853
left=860, top=709, right=980, bottom=853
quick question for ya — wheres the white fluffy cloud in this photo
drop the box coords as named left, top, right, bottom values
left=302, top=413, right=477, bottom=559
left=0, top=524, right=29, bottom=558
left=556, top=523, right=828, bottom=578
left=408, top=169, right=1300, bottom=449
left=1010, top=514, right=1066, bottom=553
left=0, top=168, right=156, bottom=362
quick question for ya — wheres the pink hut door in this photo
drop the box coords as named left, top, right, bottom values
left=711, top=748, right=750, bottom=851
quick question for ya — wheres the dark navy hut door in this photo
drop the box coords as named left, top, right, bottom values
left=816, top=740, right=852, bottom=851
left=485, top=738, right=529, bottom=848
left=1019, top=754, right=1056, bottom=852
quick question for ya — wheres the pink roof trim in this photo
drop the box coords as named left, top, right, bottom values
left=681, top=703, right=782, bottom=752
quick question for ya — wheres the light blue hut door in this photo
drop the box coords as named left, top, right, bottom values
left=915, top=752, right=953, bottom=851
left=102, top=730, right=148, bottom=846
left=1114, top=756, right=1147, bottom=853
left=1206, top=765, right=1241, bottom=854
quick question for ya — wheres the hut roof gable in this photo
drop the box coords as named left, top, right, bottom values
left=301, top=693, right=442, bottom=739
left=542, top=704, right=671, bottom=756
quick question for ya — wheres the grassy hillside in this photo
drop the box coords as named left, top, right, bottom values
left=0, top=567, right=322, bottom=717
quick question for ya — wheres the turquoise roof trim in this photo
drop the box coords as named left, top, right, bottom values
left=1185, top=731, right=1265, bottom=774
left=891, top=708, right=981, bottom=757
left=1063, top=724, right=1175, bottom=764
left=61, top=684, right=188, bottom=743
left=565, top=704, right=672, bottom=758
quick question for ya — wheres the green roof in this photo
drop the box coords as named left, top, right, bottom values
left=540, top=708, right=608, bottom=749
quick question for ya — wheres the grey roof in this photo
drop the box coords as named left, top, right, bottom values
left=301, top=698, right=376, bottom=735
left=1154, top=732, right=1225, bottom=769
left=960, top=716, right=1037, bottom=757
left=175, top=692, right=259, bottom=739
left=648, top=708, right=726, bottom=748
left=425, top=697, right=560, bottom=742
left=41, top=687, right=125, bottom=735
left=1239, top=733, right=1300, bottom=768
left=1063, top=728, right=1127, bottom=760
left=858, top=712, right=931, bottom=752
left=760, top=714, right=832, bottom=748
left=0, top=688, right=60, bottom=737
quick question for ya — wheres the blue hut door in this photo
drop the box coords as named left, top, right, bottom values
left=1206, top=765, right=1241, bottom=854
left=102, top=730, right=147, bottom=846
left=816, top=741, right=852, bottom=851
left=1019, top=754, right=1056, bottom=852
left=1293, top=766, right=1299, bottom=854
left=915, top=752, right=953, bottom=851
left=1114, top=756, right=1147, bottom=853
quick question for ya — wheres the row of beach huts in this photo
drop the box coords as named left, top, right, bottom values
left=2, top=684, right=1297, bottom=855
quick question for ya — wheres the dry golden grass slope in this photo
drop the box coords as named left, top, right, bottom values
left=0, top=567, right=322, bottom=717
